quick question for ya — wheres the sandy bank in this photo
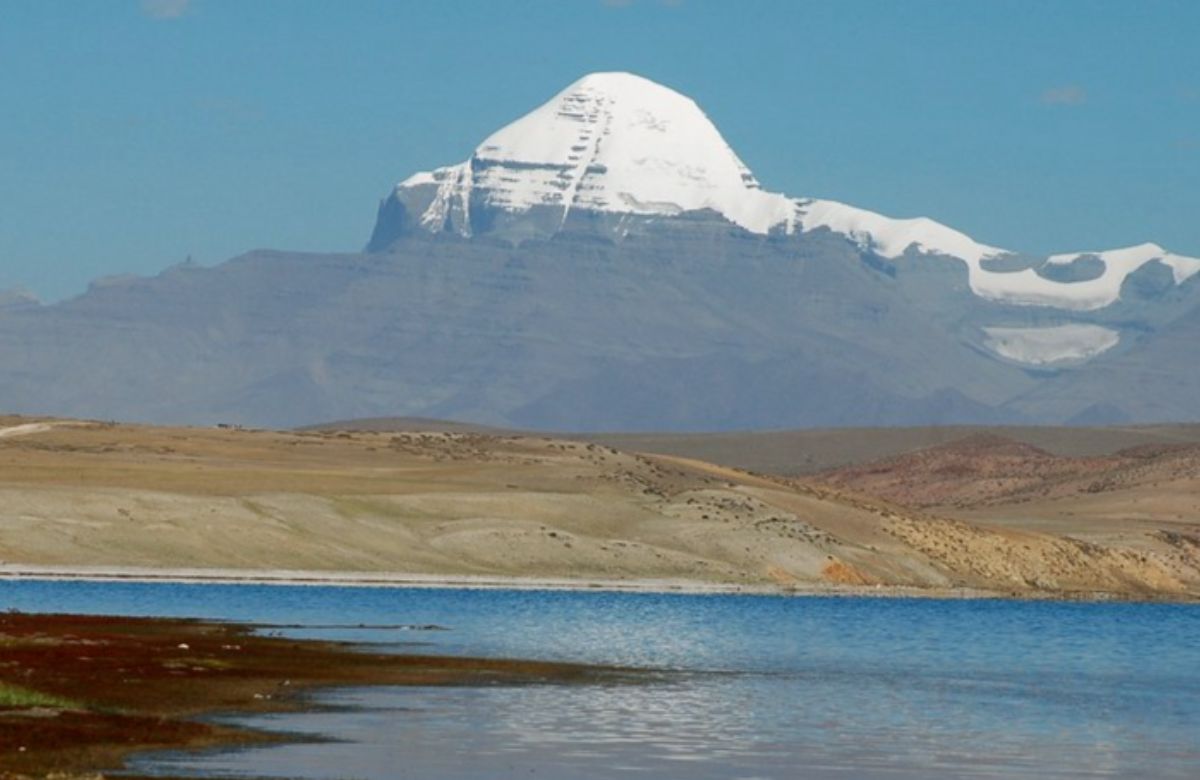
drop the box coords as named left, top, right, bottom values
left=0, top=564, right=1140, bottom=603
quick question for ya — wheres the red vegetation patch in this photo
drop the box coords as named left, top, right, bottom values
left=0, top=612, right=618, bottom=778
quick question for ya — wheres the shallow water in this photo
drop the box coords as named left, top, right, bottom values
left=3, top=580, right=1198, bottom=779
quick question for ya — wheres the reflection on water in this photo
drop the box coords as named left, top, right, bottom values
left=2, top=581, right=1198, bottom=779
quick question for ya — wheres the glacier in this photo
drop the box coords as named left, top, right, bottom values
left=983, top=324, right=1121, bottom=366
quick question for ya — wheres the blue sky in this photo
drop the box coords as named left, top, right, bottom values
left=1, top=0, right=1197, bottom=301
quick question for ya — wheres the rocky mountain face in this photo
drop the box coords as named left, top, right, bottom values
left=1, top=72, right=1197, bottom=429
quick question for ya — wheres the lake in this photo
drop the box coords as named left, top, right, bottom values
left=2, top=580, right=1198, bottom=779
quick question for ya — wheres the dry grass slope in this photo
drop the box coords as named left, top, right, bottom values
left=0, top=416, right=1196, bottom=600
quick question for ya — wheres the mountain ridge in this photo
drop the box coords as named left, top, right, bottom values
left=373, top=72, right=1199, bottom=317
left=0, top=71, right=1197, bottom=430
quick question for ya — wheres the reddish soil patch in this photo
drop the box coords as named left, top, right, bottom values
left=0, top=612, right=622, bottom=779
left=820, top=559, right=875, bottom=586
left=815, top=433, right=1200, bottom=508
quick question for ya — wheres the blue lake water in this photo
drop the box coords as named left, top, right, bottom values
left=3, top=580, right=1199, bottom=779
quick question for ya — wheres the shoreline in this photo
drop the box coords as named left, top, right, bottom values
left=1, top=564, right=1186, bottom=603
left=0, top=611, right=625, bottom=779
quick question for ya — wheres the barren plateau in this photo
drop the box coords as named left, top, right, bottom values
left=0, top=417, right=1196, bottom=601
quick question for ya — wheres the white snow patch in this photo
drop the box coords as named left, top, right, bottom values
left=982, top=324, right=1120, bottom=366
left=797, top=204, right=1200, bottom=311
left=797, top=200, right=1200, bottom=310
left=398, top=171, right=438, bottom=187
left=1045, top=242, right=1200, bottom=291
left=418, top=162, right=473, bottom=233
left=796, top=198, right=1002, bottom=264
left=961, top=242, right=1200, bottom=311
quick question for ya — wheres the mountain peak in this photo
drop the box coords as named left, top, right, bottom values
left=470, top=70, right=794, bottom=228
left=523, top=71, right=688, bottom=107
left=474, top=70, right=721, bottom=174
left=564, top=70, right=668, bottom=89
left=383, top=72, right=798, bottom=238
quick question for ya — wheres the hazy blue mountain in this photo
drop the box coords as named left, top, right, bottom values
left=1, top=72, right=1196, bottom=429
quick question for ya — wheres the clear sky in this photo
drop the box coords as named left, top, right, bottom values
left=2, top=0, right=1197, bottom=301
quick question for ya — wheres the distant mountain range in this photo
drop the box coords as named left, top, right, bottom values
left=2, top=72, right=1197, bottom=430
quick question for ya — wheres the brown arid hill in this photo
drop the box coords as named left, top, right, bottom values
left=814, top=433, right=1200, bottom=597
left=815, top=432, right=1200, bottom=509
left=0, top=417, right=1197, bottom=601
left=307, top=417, right=1200, bottom=476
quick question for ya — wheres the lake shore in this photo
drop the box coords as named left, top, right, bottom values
left=1, top=563, right=1185, bottom=603
left=0, top=611, right=624, bottom=779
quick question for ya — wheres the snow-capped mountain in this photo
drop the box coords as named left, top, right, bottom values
left=373, top=72, right=1200, bottom=328
left=0, top=72, right=1196, bottom=430
left=378, top=72, right=799, bottom=238
left=365, top=72, right=1200, bottom=376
